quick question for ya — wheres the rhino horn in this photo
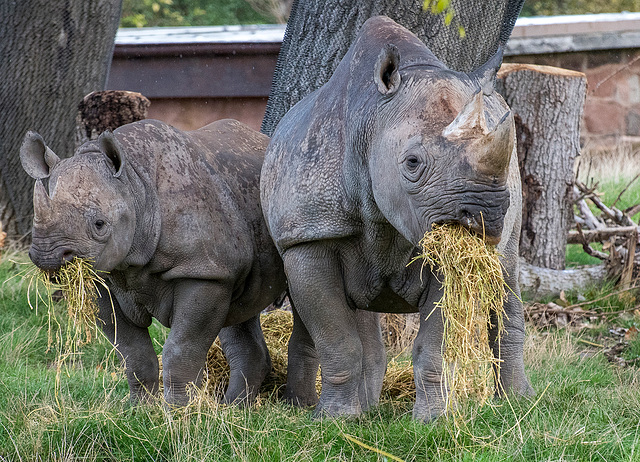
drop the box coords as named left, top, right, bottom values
left=467, top=110, right=514, bottom=177
left=442, top=91, right=489, bottom=140
left=20, top=131, right=61, bottom=180
left=470, top=45, right=503, bottom=96
left=33, top=179, right=54, bottom=224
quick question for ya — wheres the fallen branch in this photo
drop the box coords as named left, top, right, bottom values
left=519, top=260, right=608, bottom=299
left=567, top=226, right=639, bottom=244
left=575, top=180, right=635, bottom=227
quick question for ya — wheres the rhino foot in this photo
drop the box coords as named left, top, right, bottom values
left=283, top=387, right=319, bottom=407
left=312, top=398, right=362, bottom=420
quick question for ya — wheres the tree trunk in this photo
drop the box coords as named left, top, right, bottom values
left=75, top=90, right=150, bottom=149
left=0, top=0, right=123, bottom=239
left=261, top=0, right=525, bottom=135
left=497, top=64, right=587, bottom=270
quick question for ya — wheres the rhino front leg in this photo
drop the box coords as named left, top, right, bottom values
left=356, top=310, right=386, bottom=411
left=218, top=315, right=272, bottom=405
left=96, top=285, right=159, bottom=403
left=162, top=280, right=230, bottom=406
left=284, top=243, right=363, bottom=418
left=413, top=278, right=448, bottom=422
left=491, top=240, right=534, bottom=397
left=283, top=304, right=319, bottom=407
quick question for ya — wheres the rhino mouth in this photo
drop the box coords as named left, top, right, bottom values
left=430, top=219, right=501, bottom=246
left=430, top=206, right=505, bottom=246
left=458, top=212, right=503, bottom=246
left=29, top=243, right=85, bottom=274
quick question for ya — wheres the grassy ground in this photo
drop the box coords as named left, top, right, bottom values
left=2, top=251, right=640, bottom=461
left=3, top=145, right=640, bottom=461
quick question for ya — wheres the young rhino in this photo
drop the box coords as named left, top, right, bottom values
left=21, top=119, right=287, bottom=406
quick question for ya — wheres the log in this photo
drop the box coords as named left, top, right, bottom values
left=75, top=90, right=150, bottom=149
left=498, top=64, right=587, bottom=270
left=567, top=226, right=640, bottom=244
left=519, top=260, right=608, bottom=299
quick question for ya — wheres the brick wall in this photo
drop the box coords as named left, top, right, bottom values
left=505, top=48, right=640, bottom=146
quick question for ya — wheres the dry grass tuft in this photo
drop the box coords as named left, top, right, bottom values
left=415, top=223, right=506, bottom=408
left=578, top=140, right=640, bottom=183
left=0, top=221, right=6, bottom=252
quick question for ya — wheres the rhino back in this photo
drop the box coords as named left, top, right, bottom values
left=114, top=119, right=270, bottom=283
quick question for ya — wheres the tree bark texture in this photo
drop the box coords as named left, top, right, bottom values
left=75, top=90, right=150, bottom=149
left=261, top=0, right=525, bottom=135
left=0, top=0, right=123, bottom=238
left=497, top=64, right=587, bottom=270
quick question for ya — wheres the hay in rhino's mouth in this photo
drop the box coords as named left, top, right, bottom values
left=414, top=222, right=506, bottom=410
left=29, top=257, right=109, bottom=353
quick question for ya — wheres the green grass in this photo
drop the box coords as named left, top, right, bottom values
left=3, top=252, right=640, bottom=460
left=565, top=243, right=603, bottom=267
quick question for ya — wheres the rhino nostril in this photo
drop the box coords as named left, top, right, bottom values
left=460, top=210, right=478, bottom=228
left=61, top=249, right=75, bottom=262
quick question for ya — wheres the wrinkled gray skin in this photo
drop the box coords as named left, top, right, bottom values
left=21, top=119, right=287, bottom=406
left=261, top=16, right=534, bottom=421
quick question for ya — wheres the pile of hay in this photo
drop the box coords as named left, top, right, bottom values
left=203, top=310, right=418, bottom=401
left=203, top=309, right=322, bottom=399
left=417, top=223, right=506, bottom=407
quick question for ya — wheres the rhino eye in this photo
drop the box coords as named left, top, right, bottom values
left=95, top=220, right=105, bottom=230
left=400, top=151, right=427, bottom=183
left=406, top=155, right=420, bottom=172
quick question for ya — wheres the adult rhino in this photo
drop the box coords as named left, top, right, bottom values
left=261, top=16, right=533, bottom=421
left=21, top=119, right=287, bottom=406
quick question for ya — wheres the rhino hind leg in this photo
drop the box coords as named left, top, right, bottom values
left=283, top=304, right=320, bottom=407
left=356, top=310, right=386, bottom=411
left=283, top=243, right=363, bottom=418
left=219, top=315, right=272, bottom=405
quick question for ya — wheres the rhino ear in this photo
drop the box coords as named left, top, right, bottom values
left=20, top=131, right=61, bottom=180
left=374, top=44, right=401, bottom=96
left=470, top=45, right=504, bottom=96
left=98, top=131, right=125, bottom=178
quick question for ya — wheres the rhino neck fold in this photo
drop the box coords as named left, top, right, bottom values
left=119, top=155, right=161, bottom=270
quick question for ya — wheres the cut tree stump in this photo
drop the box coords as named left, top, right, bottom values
left=75, top=90, right=150, bottom=149
left=498, top=64, right=587, bottom=270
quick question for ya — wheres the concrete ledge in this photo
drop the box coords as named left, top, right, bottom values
left=507, top=13, right=640, bottom=55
